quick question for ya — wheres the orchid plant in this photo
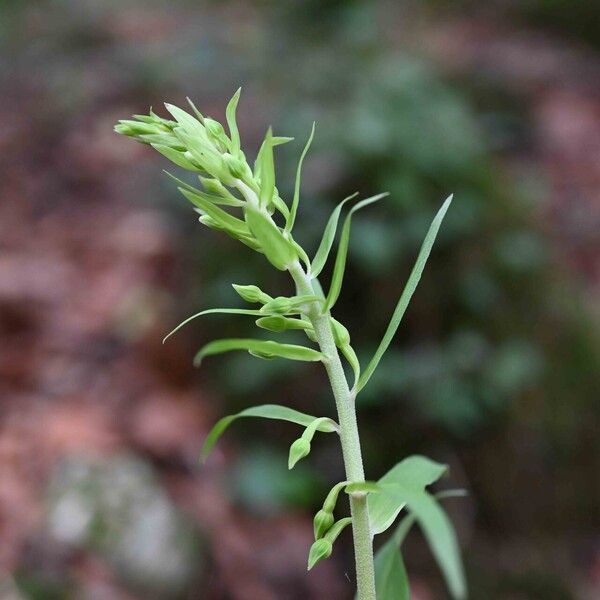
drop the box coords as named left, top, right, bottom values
left=115, top=90, right=467, bottom=600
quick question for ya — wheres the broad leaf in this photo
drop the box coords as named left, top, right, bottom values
left=194, top=338, right=324, bottom=366
left=225, top=88, right=241, bottom=154
left=286, top=122, right=315, bottom=233
left=357, top=195, right=453, bottom=392
left=201, top=404, right=338, bottom=461
left=369, top=455, right=447, bottom=535
left=310, top=192, right=358, bottom=278
left=162, top=308, right=263, bottom=344
left=324, top=193, right=389, bottom=312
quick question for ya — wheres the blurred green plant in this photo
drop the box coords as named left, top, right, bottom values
left=116, top=90, right=467, bottom=600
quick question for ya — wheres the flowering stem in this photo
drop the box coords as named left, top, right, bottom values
left=289, top=261, right=376, bottom=600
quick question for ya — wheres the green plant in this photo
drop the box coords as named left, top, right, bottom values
left=115, top=90, right=467, bottom=600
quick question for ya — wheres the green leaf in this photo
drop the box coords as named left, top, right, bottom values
left=194, top=338, right=324, bottom=367
left=310, top=192, right=358, bottom=278
left=324, top=193, right=389, bottom=312
left=151, top=144, right=199, bottom=171
left=164, top=103, right=206, bottom=139
left=244, top=206, right=298, bottom=270
left=373, top=528, right=410, bottom=600
left=357, top=195, right=453, bottom=393
left=258, top=128, right=275, bottom=209
left=344, top=481, right=382, bottom=495
left=201, top=404, right=338, bottom=461
left=369, top=455, right=448, bottom=535
left=371, top=489, right=467, bottom=600
left=179, top=187, right=250, bottom=237
left=286, top=122, right=315, bottom=233
left=383, top=489, right=467, bottom=600
left=162, top=308, right=263, bottom=344
left=225, top=88, right=241, bottom=154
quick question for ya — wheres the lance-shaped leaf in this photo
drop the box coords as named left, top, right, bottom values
left=257, top=128, right=275, bottom=209
left=324, top=192, right=389, bottom=312
left=179, top=188, right=250, bottom=238
left=201, top=404, right=338, bottom=461
left=152, top=144, right=200, bottom=171
left=370, top=490, right=465, bottom=600
left=369, top=455, right=448, bottom=535
left=194, top=338, right=324, bottom=367
left=164, top=104, right=207, bottom=140
left=245, top=206, right=298, bottom=271
left=357, top=195, right=453, bottom=393
left=372, top=515, right=413, bottom=600
left=310, top=192, right=358, bottom=278
left=162, top=308, right=264, bottom=344
left=380, top=488, right=467, bottom=600
left=286, top=122, right=315, bottom=233
left=225, top=88, right=241, bottom=154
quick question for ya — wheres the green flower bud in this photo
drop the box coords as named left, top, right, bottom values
left=256, top=315, right=289, bottom=332
left=204, top=118, right=225, bottom=139
left=232, top=284, right=272, bottom=304
left=200, top=177, right=227, bottom=196
left=313, top=509, right=335, bottom=540
left=222, top=152, right=246, bottom=178
left=261, top=296, right=293, bottom=314
left=307, top=538, right=332, bottom=570
left=288, top=437, right=311, bottom=469
left=330, top=317, right=351, bottom=347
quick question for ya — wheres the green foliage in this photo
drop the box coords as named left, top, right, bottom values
left=116, top=91, right=464, bottom=599
left=201, top=404, right=338, bottom=462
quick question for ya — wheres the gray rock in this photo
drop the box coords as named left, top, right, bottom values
left=46, top=454, right=205, bottom=598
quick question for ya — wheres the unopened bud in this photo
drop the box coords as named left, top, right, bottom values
left=288, top=438, right=311, bottom=469
left=204, top=118, right=225, bottom=139
left=330, top=318, right=350, bottom=347
left=307, top=538, right=332, bottom=570
left=313, top=509, right=335, bottom=540
left=222, top=153, right=246, bottom=178
left=261, top=297, right=293, bottom=315
left=256, top=315, right=288, bottom=332
left=232, top=284, right=272, bottom=304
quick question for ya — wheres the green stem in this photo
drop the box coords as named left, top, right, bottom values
left=289, top=261, right=376, bottom=600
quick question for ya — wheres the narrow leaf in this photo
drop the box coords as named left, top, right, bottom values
left=201, top=404, right=338, bottom=461
left=370, top=489, right=467, bottom=600
left=384, top=489, right=467, bottom=600
left=324, top=193, right=389, bottom=312
left=258, top=128, right=275, bottom=209
left=373, top=533, right=410, bottom=600
left=286, top=122, right=315, bottom=233
left=179, top=187, right=250, bottom=237
left=194, top=338, right=324, bottom=367
left=311, top=192, right=358, bottom=278
left=151, top=144, right=198, bottom=171
left=225, top=88, right=241, bottom=153
left=369, top=455, right=448, bottom=535
left=162, top=308, right=263, bottom=344
left=357, top=195, right=453, bottom=392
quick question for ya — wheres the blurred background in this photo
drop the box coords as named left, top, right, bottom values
left=1, top=1, right=599, bottom=598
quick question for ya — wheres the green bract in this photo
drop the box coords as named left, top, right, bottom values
left=116, top=90, right=465, bottom=600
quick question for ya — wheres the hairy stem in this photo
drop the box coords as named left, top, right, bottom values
left=289, top=261, right=376, bottom=600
